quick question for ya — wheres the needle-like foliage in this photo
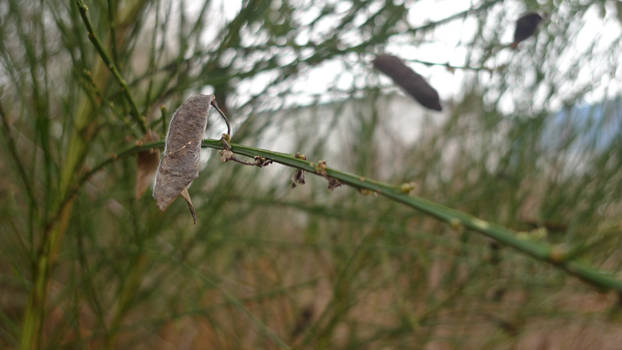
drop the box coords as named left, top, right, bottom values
left=1, top=1, right=622, bottom=349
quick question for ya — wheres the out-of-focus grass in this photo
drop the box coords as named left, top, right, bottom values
left=1, top=0, right=622, bottom=349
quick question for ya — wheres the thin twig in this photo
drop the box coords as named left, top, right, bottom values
left=211, top=99, right=231, bottom=137
left=404, top=58, right=497, bottom=73
left=407, top=0, right=503, bottom=33
left=0, top=100, right=36, bottom=206
left=66, top=138, right=622, bottom=294
left=75, top=0, right=148, bottom=134
left=79, top=69, right=138, bottom=137
left=106, top=0, right=119, bottom=66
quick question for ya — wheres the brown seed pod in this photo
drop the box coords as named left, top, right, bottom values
left=372, top=54, right=442, bottom=111
left=153, top=94, right=214, bottom=223
left=135, top=130, right=160, bottom=199
left=512, top=12, right=543, bottom=48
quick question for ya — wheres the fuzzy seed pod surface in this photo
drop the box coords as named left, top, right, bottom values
left=153, top=94, right=213, bottom=211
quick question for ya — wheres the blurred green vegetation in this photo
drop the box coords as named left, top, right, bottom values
left=1, top=0, right=622, bottom=349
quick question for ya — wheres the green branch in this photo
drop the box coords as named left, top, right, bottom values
left=75, top=0, right=147, bottom=134
left=0, top=100, right=36, bottom=207
left=73, top=139, right=622, bottom=294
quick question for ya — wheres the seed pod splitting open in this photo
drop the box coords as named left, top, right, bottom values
left=153, top=94, right=214, bottom=222
left=372, top=54, right=442, bottom=111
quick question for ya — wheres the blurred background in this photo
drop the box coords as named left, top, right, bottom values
left=1, top=0, right=622, bottom=348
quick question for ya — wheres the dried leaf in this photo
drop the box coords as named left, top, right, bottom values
left=135, top=130, right=160, bottom=199
left=254, top=156, right=272, bottom=167
left=512, top=12, right=543, bottom=48
left=153, top=94, right=214, bottom=219
left=179, top=188, right=197, bottom=224
left=327, top=177, right=342, bottom=190
left=372, top=54, right=442, bottom=111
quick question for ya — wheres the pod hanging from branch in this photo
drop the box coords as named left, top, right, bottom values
left=153, top=94, right=216, bottom=224
left=511, top=12, right=544, bottom=49
left=372, top=54, right=442, bottom=111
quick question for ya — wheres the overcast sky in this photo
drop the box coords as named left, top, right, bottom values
left=186, top=0, right=622, bottom=114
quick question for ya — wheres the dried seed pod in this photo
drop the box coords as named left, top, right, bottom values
left=135, top=130, right=160, bottom=199
left=153, top=94, right=214, bottom=222
left=372, top=54, right=442, bottom=111
left=512, top=12, right=543, bottom=48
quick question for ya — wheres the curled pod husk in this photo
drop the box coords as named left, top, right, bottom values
left=373, top=54, right=442, bottom=111
left=153, top=94, right=214, bottom=222
left=135, top=130, right=160, bottom=199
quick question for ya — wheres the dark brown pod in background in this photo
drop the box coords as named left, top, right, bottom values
left=512, top=12, right=543, bottom=48
left=373, top=54, right=442, bottom=111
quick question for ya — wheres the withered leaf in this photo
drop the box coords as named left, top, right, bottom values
left=372, top=54, right=442, bottom=111
left=291, top=169, right=305, bottom=188
left=153, top=94, right=214, bottom=222
left=512, top=12, right=543, bottom=48
left=135, top=130, right=160, bottom=199
left=179, top=188, right=197, bottom=224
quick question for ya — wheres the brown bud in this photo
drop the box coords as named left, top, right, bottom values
left=291, top=169, right=305, bottom=188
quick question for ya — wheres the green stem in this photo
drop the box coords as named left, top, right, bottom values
left=404, top=58, right=496, bottom=73
left=76, top=139, right=622, bottom=293
left=19, top=4, right=149, bottom=348
left=76, top=0, right=147, bottom=134
left=0, top=100, right=36, bottom=207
